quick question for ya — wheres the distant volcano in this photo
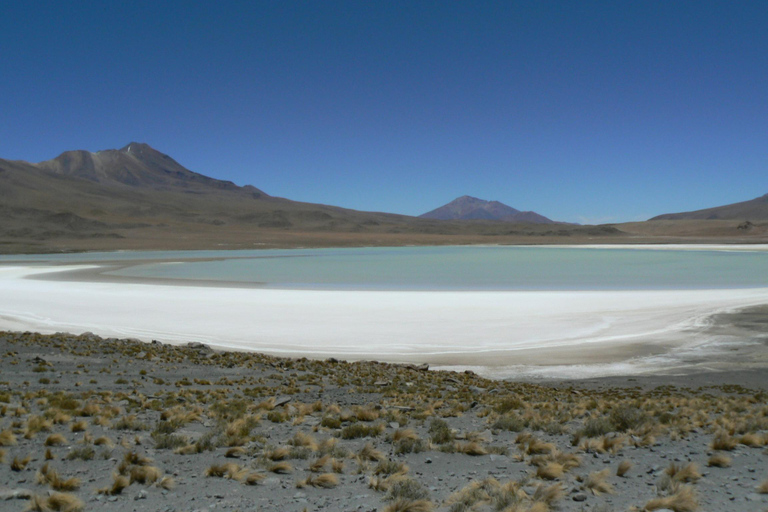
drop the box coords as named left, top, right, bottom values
left=420, top=195, right=554, bottom=224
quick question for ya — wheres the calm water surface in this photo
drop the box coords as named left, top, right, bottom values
left=4, top=246, right=767, bottom=291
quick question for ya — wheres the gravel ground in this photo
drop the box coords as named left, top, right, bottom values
left=1, top=331, right=767, bottom=512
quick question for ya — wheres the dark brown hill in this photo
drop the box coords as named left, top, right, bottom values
left=420, top=195, right=554, bottom=223
left=651, top=193, right=768, bottom=221
left=0, top=143, right=634, bottom=253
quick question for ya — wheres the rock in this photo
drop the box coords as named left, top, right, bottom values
left=477, top=429, right=493, bottom=443
left=273, top=396, right=292, bottom=407
left=0, top=488, right=33, bottom=500
left=186, top=342, right=212, bottom=352
left=374, top=380, right=390, bottom=387
left=572, top=493, right=587, bottom=502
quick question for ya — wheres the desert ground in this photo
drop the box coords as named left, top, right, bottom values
left=1, top=324, right=767, bottom=512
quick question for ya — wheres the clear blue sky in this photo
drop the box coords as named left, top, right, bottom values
left=2, top=1, right=766, bottom=223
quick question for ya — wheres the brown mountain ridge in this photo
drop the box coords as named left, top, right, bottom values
left=1, top=143, right=628, bottom=253
left=420, top=195, right=554, bottom=223
left=3, top=143, right=767, bottom=253
left=651, top=193, right=768, bottom=221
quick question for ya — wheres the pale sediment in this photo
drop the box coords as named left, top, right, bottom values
left=2, top=262, right=768, bottom=379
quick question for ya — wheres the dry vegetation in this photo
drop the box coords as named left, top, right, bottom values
left=1, top=331, right=767, bottom=511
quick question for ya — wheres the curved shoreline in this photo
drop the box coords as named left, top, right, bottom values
left=2, top=254, right=768, bottom=379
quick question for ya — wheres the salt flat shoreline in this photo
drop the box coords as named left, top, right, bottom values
left=2, top=245, right=768, bottom=380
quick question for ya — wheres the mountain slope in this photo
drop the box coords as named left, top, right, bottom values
left=651, top=193, right=768, bottom=221
left=420, top=195, right=554, bottom=223
left=0, top=143, right=632, bottom=253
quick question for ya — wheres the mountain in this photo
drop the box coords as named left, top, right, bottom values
left=650, top=193, right=768, bottom=221
left=0, top=142, right=404, bottom=238
left=35, top=143, right=265, bottom=194
left=0, top=143, right=630, bottom=253
left=420, top=196, right=554, bottom=223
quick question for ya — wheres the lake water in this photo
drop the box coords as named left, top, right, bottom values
left=6, top=245, right=768, bottom=291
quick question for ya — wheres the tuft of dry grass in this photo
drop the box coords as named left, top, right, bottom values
left=738, top=432, right=765, bottom=447
left=617, top=460, right=633, bottom=477
left=93, top=436, right=114, bottom=447
left=290, top=431, right=318, bottom=450
left=157, top=476, right=175, bottom=490
left=310, top=454, right=331, bottom=473
left=382, top=498, right=433, bottom=512
left=268, top=461, right=292, bottom=474
left=129, top=465, right=162, bottom=484
left=44, top=433, right=68, bottom=446
left=532, top=482, right=564, bottom=507
left=35, top=462, right=81, bottom=491
left=27, top=492, right=84, bottom=512
left=757, top=480, right=768, bottom=494
left=666, top=462, right=701, bottom=483
left=11, top=454, right=32, bottom=471
left=536, top=462, right=564, bottom=480
left=70, top=420, right=88, bottom=433
left=265, top=447, right=290, bottom=461
left=525, top=437, right=555, bottom=455
left=707, top=453, right=732, bottom=468
left=299, top=473, right=339, bottom=489
left=358, top=443, right=386, bottom=462
left=459, top=441, right=488, bottom=456
left=205, top=462, right=247, bottom=481
left=225, top=446, right=247, bottom=459
left=97, top=474, right=130, bottom=495
left=0, top=429, right=17, bottom=446
left=644, top=484, right=698, bottom=511
left=710, top=431, right=737, bottom=451
left=583, top=469, right=614, bottom=496
left=244, top=472, right=266, bottom=486
left=393, top=429, right=419, bottom=442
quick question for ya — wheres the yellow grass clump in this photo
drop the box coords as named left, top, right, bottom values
left=617, top=460, right=633, bottom=477
left=382, top=498, right=434, bottom=512
left=11, top=454, right=32, bottom=471
left=536, top=462, right=564, bottom=481
left=97, top=474, right=130, bottom=496
left=0, top=429, right=17, bottom=446
left=265, top=447, right=290, bottom=461
left=35, top=462, right=81, bottom=491
left=44, top=433, right=68, bottom=446
left=310, top=454, right=331, bottom=473
left=129, top=465, right=162, bottom=485
left=244, top=472, right=266, bottom=486
left=268, top=461, right=292, bottom=474
left=583, top=469, right=614, bottom=496
left=644, top=484, right=698, bottom=511
left=666, top=462, right=701, bottom=484
left=459, top=441, right=488, bottom=456
left=710, top=431, right=737, bottom=451
left=26, top=492, right=84, bottom=512
left=393, top=429, right=419, bottom=442
left=707, top=453, right=732, bottom=468
left=358, top=443, right=386, bottom=462
left=299, top=473, right=339, bottom=489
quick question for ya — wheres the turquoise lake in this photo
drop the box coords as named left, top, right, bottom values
left=6, top=246, right=768, bottom=291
